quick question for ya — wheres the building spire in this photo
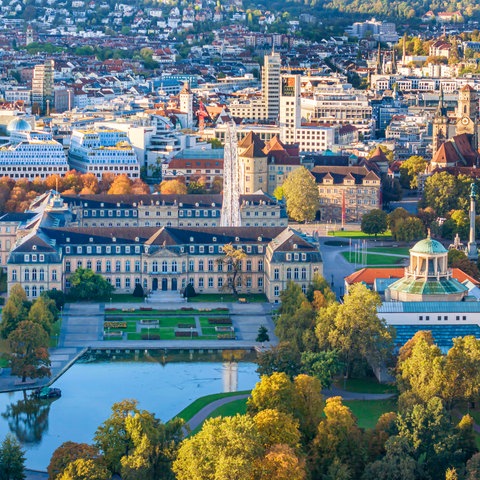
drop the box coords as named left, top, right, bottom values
left=402, top=32, right=407, bottom=66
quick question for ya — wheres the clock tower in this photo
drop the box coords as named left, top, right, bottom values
left=456, top=85, right=478, bottom=136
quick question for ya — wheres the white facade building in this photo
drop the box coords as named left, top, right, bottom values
left=68, top=127, right=140, bottom=179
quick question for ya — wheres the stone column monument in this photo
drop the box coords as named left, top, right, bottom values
left=467, top=182, right=478, bottom=260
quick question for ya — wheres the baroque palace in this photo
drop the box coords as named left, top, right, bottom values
left=5, top=191, right=322, bottom=302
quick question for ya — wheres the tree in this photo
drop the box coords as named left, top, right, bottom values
left=466, top=453, right=480, bottom=479
left=132, top=283, right=144, bottom=298
left=361, top=436, right=418, bottom=480
left=58, top=459, right=109, bottom=480
left=300, top=350, right=341, bottom=388
left=1, top=285, right=29, bottom=339
left=393, top=217, right=425, bottom=242
left=27, top=296, right=56, bottom=335
left=256, top=325, right=269, bottom=343
left=311, top=397, right=365, bottom=479
left=0, top=434, right=25, bottom=480
left=108, top=175, right=132, bottom=195
left=399, top=155, right=426, bottom=189
left=173, top=415, right=263, bottom=480
left=41, top=289, right=65, bottom=311
left=187, top=179, right=207, bottom=194
left=158, top=180, right=187, bottom=195
left=422, top=172, right=472, bottom=217
left=306, top=274, right=336, bottom=307
left=8, top=321, right=50, bottom=383
left=275, top=282, right=317, bottom=352
left=253, top=409, right=301, bottom=450
left=316, top=284, right=394, bottom=379
left=396, top=335, right=444, bottom=406
left=68, top=268, right=114, bottom=301
left=282, top=167, right=319, bottom=222
left=361, top=209, right=388, bottom=237
left=443, top=336, right=480, bottom=409
left=94, top=399, right=183, bottom=478
left=48, top=442, right=101, bottom=480
left=273, top=185, right=284, bottom=201
left=256, top=342, right=302, bottom=379
left=259, top=444, right=306, bottom=480
left=217, top=244, right=246, bottom=296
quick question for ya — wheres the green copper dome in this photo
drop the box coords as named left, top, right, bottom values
left=411, top=236, right=447, bottom=255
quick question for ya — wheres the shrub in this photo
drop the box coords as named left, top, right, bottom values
left=178, top=323, right=196, bottom=329
left=175, top=331, right=199, bottom=337
left=180, top=307, right=194, bottom=311
left=183, top=283, right=196, bottom=298
left=140, top=307, right=152, bottom=311
left=208, top=318, right=232, bottom=325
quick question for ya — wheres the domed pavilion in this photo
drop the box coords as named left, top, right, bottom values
left=385, top=232, right=468, bottom=302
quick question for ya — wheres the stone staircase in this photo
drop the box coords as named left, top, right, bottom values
left=147, top=290, right=185, bottom=303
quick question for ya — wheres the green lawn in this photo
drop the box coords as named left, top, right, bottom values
left=342, top=252, right=405, bottom=265
left=109, top=294, right=144, bottom=303
left=334, top=378, right=398, bottom=394
left=188, top=293, right=267, bottom=303
left=105, top=308, right=229, bottom=315
left=368, top=247, right=410, bottom=256
left=344, top=399, right=397, bottom=429
left=49, top=318, right=62, bottom=348
left=173, top=390, right=251, bottom=422
left=329, top=230, right=393, bottom=240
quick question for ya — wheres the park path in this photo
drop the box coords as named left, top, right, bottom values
left=184, top=386, right=398, bottom=433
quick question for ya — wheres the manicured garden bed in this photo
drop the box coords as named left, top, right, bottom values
left=341, top=252, right=405, bottom=265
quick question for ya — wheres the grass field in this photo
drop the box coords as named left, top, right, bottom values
left=188, top=293, right=267, bottom=303
left=110, top=294, right=144, bottom=303
left=328, top=230, right=393, bottom=240
left=343, top=399, right=397, bottom=429
left=341, top=252, right=405, bottom=265
left=105, top=308, right=229, bottom=315
left=174, top=390, right=251, bottom=422
left=334, top=377, right=398, bottom=394
left=368, top=247, right=410, bottom=256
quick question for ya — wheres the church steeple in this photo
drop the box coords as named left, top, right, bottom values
left=402, top=32, right=407, bottom=66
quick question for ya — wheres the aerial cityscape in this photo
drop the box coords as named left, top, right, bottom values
left=1, top=0, right=480, bottom=478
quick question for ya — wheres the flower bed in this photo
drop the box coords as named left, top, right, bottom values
left=104, top=321, right=127, bottom=329
left=175, top=330, right=199, bottom=337
left=207, top=318, right=232, bottom=325
left=180, top=307, right=194, bottom=311
left=217, top=333, right=235, bottom=340
left=140, top=307, right=153, bottom=311
left=178, top=323, right=196, bottom=329
left=103, top=331, right=123, bottom=339
left=213, top=307, right=229, bottom=311
left=215, top=326, right=234, bottom=333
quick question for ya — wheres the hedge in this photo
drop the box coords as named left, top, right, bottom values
left=175, top=331, right=199, bottom=337
left=208, top=318, right=232, bottom=325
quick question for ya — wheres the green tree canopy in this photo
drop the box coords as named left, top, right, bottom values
left=361, top=209, right=388, bottom=237
left=68, top=268, right=114, bottom=301
left=1, top=284, right=29, bottom=339
left=282, top=167, right=319, bottom=222
left=8, top=320, right=50, bottom=383
left=399, top=155, right=427, bottom=189
left=0, top=434, right=26, bottom=480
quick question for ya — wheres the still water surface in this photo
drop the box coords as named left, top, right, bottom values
left=0, top=350, right=260, bottom=470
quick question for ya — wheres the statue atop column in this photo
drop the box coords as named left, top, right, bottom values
left=467, top=182, right=478, bottom=260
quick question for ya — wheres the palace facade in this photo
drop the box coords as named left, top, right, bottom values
left=7, top=224, right=322, bottom=302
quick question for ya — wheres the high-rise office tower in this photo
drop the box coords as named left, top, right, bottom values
left=262, top=52, right=281, bottom=121
left=32, top=60, right=54, bottom=115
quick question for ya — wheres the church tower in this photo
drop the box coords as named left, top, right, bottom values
left=179, top=82, right=193, bottom=129
left=456, top=85, right=478, bottom=136
left=432, top=87, right=449, bottom=155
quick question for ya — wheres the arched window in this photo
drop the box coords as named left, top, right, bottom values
left=24, top=268, right=30, bottom=281
left=286, top=268, right=292, bottom=279
left=32, top=268, right=37, bottom=281
left=32, top=286, right=37, bottom=297
left=39, top=269, right=45, bottom=281
left=152, top=261, right=158, bottom=273
left=172, top=261, right=177, bottom=273
left=162, top=261, right=168, bottom=273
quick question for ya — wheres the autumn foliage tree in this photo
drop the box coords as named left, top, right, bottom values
left=282, top=167, right=319, bottom=222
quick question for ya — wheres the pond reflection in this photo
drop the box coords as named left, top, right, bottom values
left=2, top=392, right=55, bottom=444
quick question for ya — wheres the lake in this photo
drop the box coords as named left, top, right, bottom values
left=0, top=350, right=260, bottom=470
